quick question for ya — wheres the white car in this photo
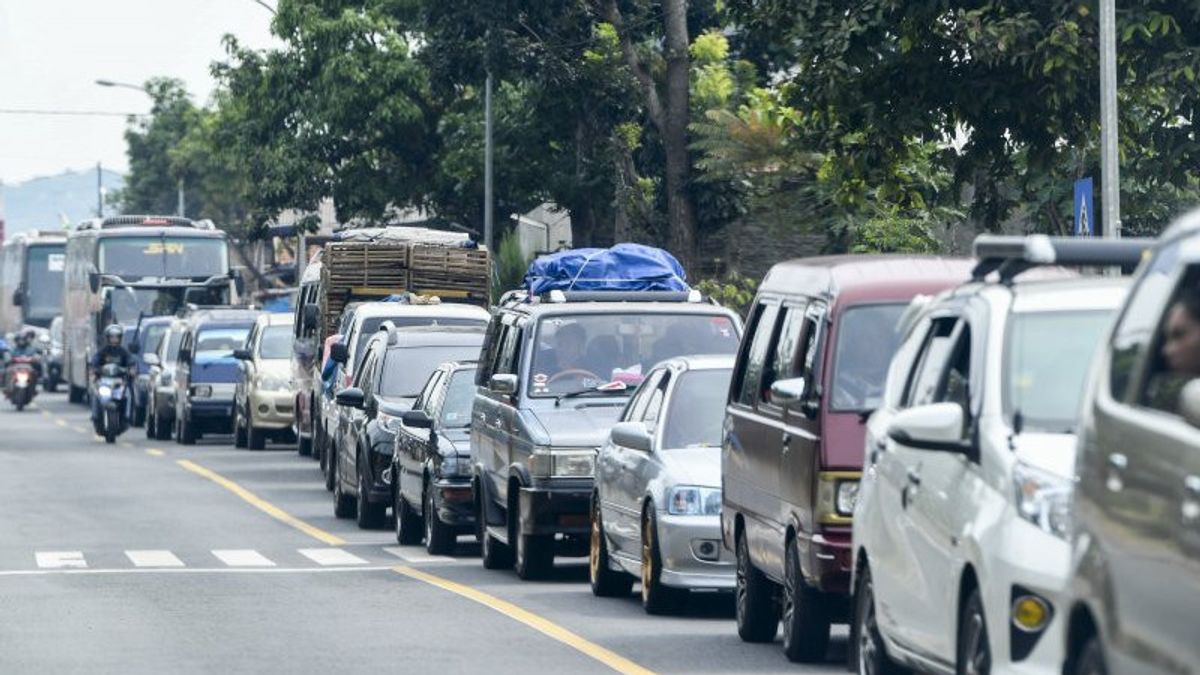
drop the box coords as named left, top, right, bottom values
left=851, top=236, right=1139, bottom=675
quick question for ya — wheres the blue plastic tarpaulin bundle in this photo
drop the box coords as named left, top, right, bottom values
left=524, top=243, right=689, bottom=297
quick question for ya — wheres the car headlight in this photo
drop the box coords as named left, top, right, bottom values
left=190, top=384, right=213, bottom=398
left=817, top=472, right=861, bottom=522
left=667, top=486, right=721, bottom=515
left=437, top=454, right=463, bottom=478
left=1013, top=462, right=1072, bottom=540
left=529, top=447, right=596, bottom=478
left=256, top=374, right=289, bottom=391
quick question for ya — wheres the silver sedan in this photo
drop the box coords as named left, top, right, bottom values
left=590, top=354, right=734, bottom=614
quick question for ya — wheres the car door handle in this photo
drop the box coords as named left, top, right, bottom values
left=1184, top=476, right=1200, bottom=525
left=1108, top=453, right=1128, bottom=471
left=782, top=431, right=791, bottom=446
left=1185, top=475, right=1200, bottom=497
left=906, top=469, right=922, bottom=486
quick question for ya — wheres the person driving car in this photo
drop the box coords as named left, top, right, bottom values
left=547, top=322, right=589, bottom=377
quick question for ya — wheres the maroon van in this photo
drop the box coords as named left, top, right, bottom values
left=720, top=255, right=973, bottom=662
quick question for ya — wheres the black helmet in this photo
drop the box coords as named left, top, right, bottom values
left=14, top=331, right=31, bottom=347
left=104, top=324, right=124, bottom=341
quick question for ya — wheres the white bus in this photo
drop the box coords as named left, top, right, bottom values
left=0, top=230, right=68, bottom=334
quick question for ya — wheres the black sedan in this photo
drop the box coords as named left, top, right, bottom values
left=393, top=361, right=477, bottom=554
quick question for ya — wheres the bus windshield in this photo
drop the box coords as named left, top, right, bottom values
left=98, top=236, right=228, bottom=278
left=25, top=245, right=66, bottom=323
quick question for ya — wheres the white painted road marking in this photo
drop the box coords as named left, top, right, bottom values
left=35, top=551, right=87, bottom=569
left=125, top=550, right=185, bottom=567
left=212, top=549, right=275, bottom=567
left=382, top=546, right=454, bottom=564
left=298, top=548, right=368, bottom=566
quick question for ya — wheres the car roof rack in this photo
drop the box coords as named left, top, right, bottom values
left=539, top=289, right=703, bottom=304
left=971, top=234, right=1154, bottom=284
left=77, top=215, right=203, bottom=231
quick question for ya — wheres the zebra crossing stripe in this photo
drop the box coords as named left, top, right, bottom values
left=298, top=548, right=368, bottom=566
left=125, top=550, right=185, bottom=567
left=212, top=549, right=276, bottom=567
left=35, top=551, right=87, bottom=569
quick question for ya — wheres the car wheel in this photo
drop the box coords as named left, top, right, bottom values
left=178, top=415, right=196, bottom=446
left=735, top=528, right=779, bottom=643
left=145, top=406, right=156, bottom=439
left=424, top=483, right=455, bottom=555
left=589, top=497, right=633, bottom=597
left=332, top=457, right=355, bottom=519
left=641, top=508, right=686, bottom=614
left=782, top=537, right=831, bottom=662
left=853, top=566, right=906, bottom=675
left=132, top=402, right=145, bottom=428
left=394, top=484, right=423, bottom=544
left=956, top=588, right=991, bottom=675
left=233, top=409, right=248, bottom=448
left=68, top=384, right=84, bottom=403
left=356, top=457, right=385, bottom=529
left=1073, top=636, right=1106, bottom=675
left=155, top=412, right=172, bottom=441
left=478, top=488, right=513, bottom=569
left=297, top=412, right=312, bottom=457
left=514, top=503, right=554, bottom=581
left=248, top=418, right=266, bottom=451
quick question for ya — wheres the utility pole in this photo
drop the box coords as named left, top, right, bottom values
left=483, top=73, right=494, bottom=254
left=1099, top=0, right=1121, bottom=239
left=176, top=178, right=185, bottom=217
left=96, top=162, right=103, bottom=217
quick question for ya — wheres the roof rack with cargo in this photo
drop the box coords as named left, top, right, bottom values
left=971, top=234, right=1155, bottom=283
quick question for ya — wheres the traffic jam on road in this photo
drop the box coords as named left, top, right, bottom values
left=1, top=212, right=1198, bottom=674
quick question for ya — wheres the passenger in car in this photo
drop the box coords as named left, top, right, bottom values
left=1147, top=286, right=1200, bottom=411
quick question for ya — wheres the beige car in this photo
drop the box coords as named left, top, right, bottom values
left=233, top=312, right=296, bottom=450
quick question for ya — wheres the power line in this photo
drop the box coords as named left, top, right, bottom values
left=0, top=108, right=147, bottom=117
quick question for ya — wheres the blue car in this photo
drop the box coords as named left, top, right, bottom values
left=172, top=308, right=260, bottom=444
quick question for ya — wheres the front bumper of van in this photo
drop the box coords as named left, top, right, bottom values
left=517, top=478, right=592, bottom=536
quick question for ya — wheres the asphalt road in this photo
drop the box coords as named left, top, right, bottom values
left=0, top=393, right=847, bottom=674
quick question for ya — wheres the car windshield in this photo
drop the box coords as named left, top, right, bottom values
left=379, top=344, right=485, bottom=397
left=528, top=312, right=739, bottom=396
left=353, top=316, right=485, bottom=372
left=140, top=324, right=168, bottom=356
left=830, top=304, right=907, bottom=412
left=98, top=236, right=229, bottom=278
left=25, top=245, right=65, bottom=322
left=195, top=327, right=250, bottom=356
left=439, top=368, right=477, bottom=428
left=661, top=368, right=733, bottom=449
left=258, top=325, right=292, bottom=359
left=1004, top=310, right=1114, bottom=433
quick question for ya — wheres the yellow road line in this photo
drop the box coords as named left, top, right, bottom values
left=391, top=565, right=656, bottom=675
left=175, top=459, right=344, bottom=546
left=54, top=419, right=67, bottom=427
left=146, top=448, right=165, bottom=457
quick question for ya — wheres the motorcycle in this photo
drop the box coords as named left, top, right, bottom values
left=3, top=356, right=40, bottom=411
left=95, top=363, right=129, bottom=443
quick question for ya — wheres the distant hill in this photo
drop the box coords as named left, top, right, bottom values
left=1, top=168, right=126, bottom=234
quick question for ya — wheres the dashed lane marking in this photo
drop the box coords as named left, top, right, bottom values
left=175, top=459, right=345, bottom=546
left=125, top=550, right=185, bottom=568
left=382, top=546, right=455, bottom=564
left=146, top=448, right=165, bottom=457
left=53, top=419, right=67, bottom=428
left=392, top=565, right=656, bottom=675
left=0, top=566, right=394, bottom=578
left=35, top=551, right=87, bottom=569
left=211, top=549, right=275, bottom=567
left=298, top=548, right=368, bottom=566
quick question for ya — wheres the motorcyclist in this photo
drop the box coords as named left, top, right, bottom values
left=91, top=324, right=135, bottom=428
left=3, top=330, right=42, bottom=388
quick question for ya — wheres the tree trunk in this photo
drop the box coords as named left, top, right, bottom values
left=660, top=0, right=697, bottom=274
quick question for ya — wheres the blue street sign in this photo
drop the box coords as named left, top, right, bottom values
left=1074, top=178, right=1095, bottom=237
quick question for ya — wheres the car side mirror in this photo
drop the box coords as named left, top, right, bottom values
left=887, top=402, right=970, bottom=454
left=402, top=409, right=433, bottom=429
left=610, top=421, right=653, bottom=452
left=142, top=353, right=160, bottom=367
left=12, top=287, right=24, bottom=306
left=1179, top=379, right=1200, bottom=429
left=335, top=387, right=365, bottom=409
left=489, top=373, right=517, bottom=396
left=88, top=271, right=100, bottom=293
left=329, top=342, right=349, bottom=364
left=302, top=303, right=320, bottom=331
left=770, top=377, right=806, bottom=405
left=232, top=348, right=252, bottom=361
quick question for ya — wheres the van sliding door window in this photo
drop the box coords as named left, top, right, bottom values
left=735, top=303, right=780, bottom=407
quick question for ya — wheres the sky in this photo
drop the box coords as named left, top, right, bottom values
left=0, top=0, right=278, bottom=185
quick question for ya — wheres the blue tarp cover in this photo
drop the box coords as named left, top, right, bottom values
left=524, top=243, right=689, bottom=297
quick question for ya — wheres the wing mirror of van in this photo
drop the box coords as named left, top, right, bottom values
left=402, top=409, right=433, bottom=429
left=232, top=348, right=252, bottom=361
left=142, top=353, right=160, bottom=368
left=489, top=373, right=517, bottom=396
left=887, top=402, right=971, bottom=454
left=335, top=387, right=365, bottom=409
left=329, top=342, right=349, bottom=364
left=610, top=421, right=653, bottom=452
left=1179, top=379, right=1200, bottom=429
left=771, top=377, right=820, bottom=418
left=12, top=287, right=24, bottom=307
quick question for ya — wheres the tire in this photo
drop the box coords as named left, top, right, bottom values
left=356, top=457, right=385, bottom=529
left=233, top=409, right=248, bottom=448
left=155, top=411, right=172, bottom=441
left=1073, top=636, right=1107, bottom=675
left=424, top=483, right=456, bottom=555
left=589, top=497, right=633, bottom=597
left=514, top=508, right=554, bottom=582
left=332, top=457, right=356, bottom=519
left=735, top=529, right=779, bottom=643
left=145, top=406, right=156, bottom=439
left=248, top=419, right=266, bottom=451
left=68, top=384, right=84, bottom=404
left=178, top=415, right=196, bottom=446
left=853, top=566, right=907, bottom=675
left=297, top=426, right=312, bottom=457
left=104, top=409, right=116, bottom=443
left=394, top=483, right=423, bottom=544
left=45, top=380, right=57, bottom=394
left=782, top=537, right=831, bottom=662
left=641, top=508, right=686, bottom=614
left=132, top=402, right=145, bottom=428
left=478, top=487, right=513, bottom=569
left=323, top=444, right=336, bottom=492
left=956, top=588, right=991, bottom=675
left=15, top=401, right=25, bottom=412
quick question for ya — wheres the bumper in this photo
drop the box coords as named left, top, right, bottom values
left=518, top=478, right=592, bottom=536
left=188, top=399, right=235, bottom=428
left=980, top=517, right=1070, bottom=672
left=432, top=477, right=475, bottom=529
left=798, top=526, right=853, bottom=595
left=249, top=390, right=295, bottom=428
left=656, top=512, right=735, bottom=590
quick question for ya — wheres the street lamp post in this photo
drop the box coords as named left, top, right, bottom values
left=1099, top=0, right=1121, bottom=239
left=95, top=79, right=186, bottom=217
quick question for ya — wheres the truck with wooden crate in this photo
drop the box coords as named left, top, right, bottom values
left=289, top=227, right=490, bottom=461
